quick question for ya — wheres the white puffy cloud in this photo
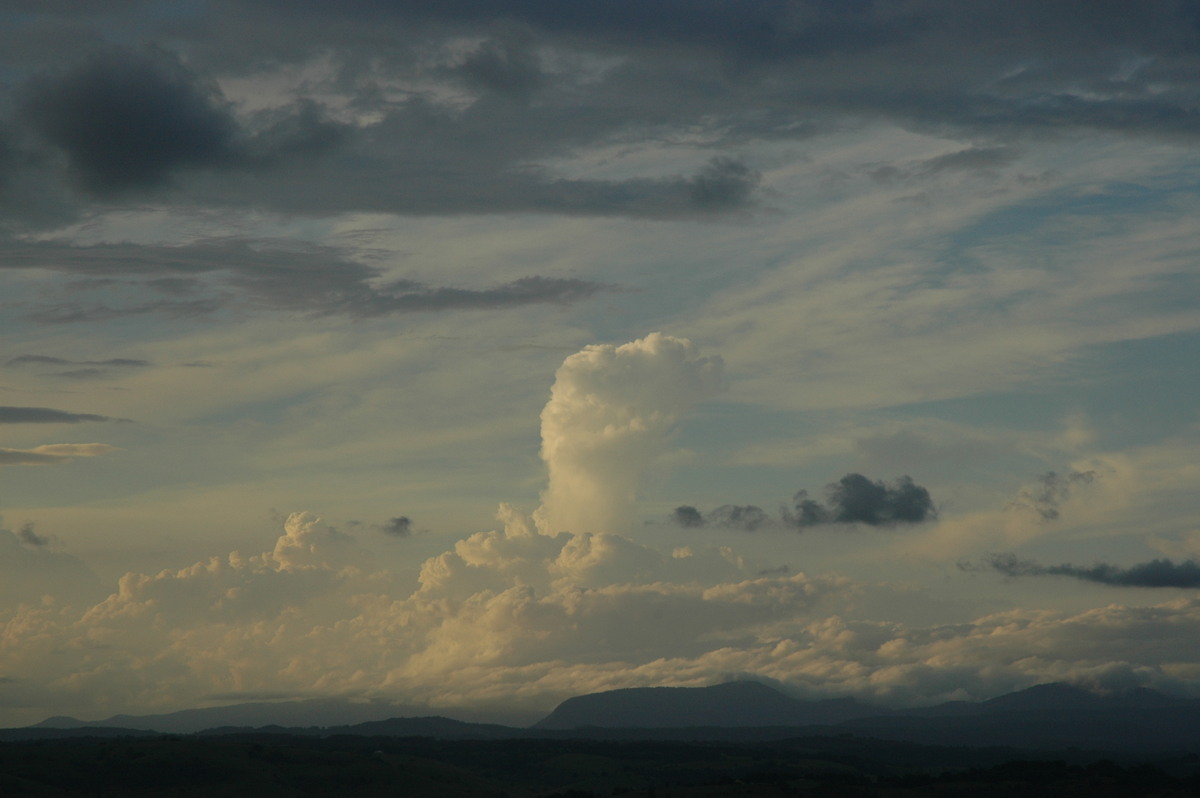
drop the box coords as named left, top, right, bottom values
left=536, top=332, right=724, bottom=537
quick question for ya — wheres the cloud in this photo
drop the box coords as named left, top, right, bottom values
left=671, top=506, right=705, bottom=528
left=6, top=355, right=151, bottom=368
left=20, top=47, right=348, bottom=196
left=808, top=473, right=937, bottom=527
left=967, top=552, right=1200, bottom=589
left=536, top=332, right=724, bottom=536
left=671, top=504, right=771, bottom=532
left=17, top=522, right=50, bottom=547
left=0, top=443, right=120, bottom=466
left=0, top=406, right=118, bottom=424
left=2, top=240, right=608, bottom=321
left=21, top=47, right=243, bottom=194
left=0, top=336, right=1197, bottom=723
left=1008, top=470, right=1098, bottom=521
left=5, top=355, right=153, bottom=379
left=381, top=516, right=413, bottom=538
left=672, top=474, right=936, bottom=531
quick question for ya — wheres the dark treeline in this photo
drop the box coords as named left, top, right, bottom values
left=1, top=733, right=1199, bottom=796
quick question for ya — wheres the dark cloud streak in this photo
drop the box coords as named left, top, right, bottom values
left=967, top=552, right=1200, bottom=589
left=0, top=406, right=116, bottom=423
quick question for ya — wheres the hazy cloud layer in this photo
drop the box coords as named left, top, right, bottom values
left=968, top=553, right=1200, bottom=589
left=3, top=506, right=1199, bottom=724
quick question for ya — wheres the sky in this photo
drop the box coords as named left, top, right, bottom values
left=1, top=0, right=1199, bottom=727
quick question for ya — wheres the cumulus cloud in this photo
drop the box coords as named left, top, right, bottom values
left=966, top=552, right=1200, bottom=589
left=6, top=501, right=1200, bottom=724
left=0, top=336, right=1195, bottom=725
left=536, top=332, right=724, bottom=536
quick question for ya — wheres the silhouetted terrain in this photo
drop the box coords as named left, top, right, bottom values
left=8, top=682, right=1200, bottom=794
left=2, top=733, right=1199, bottom=796
left=534, top=680, right=878, bottom=729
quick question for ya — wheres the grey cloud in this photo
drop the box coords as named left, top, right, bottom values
left=707, top=504, right=771, bottom=532
left=21, top=47, right=243, bottom=195
left=453, top=38, right=544, bottom=99
left=671, top=506, right=704, bottom=528
left=0, top=448, right=65, bottom=465
left=380, top=516, right=413, bottom=538
left=25, top=297, right=224, bottom=324
left=1, top=4, right=1197, bottom=233
left=0, top=406, right=115, bottom=423
left=967, top=552, right=1200, bottom=589
left=788, top=473, right=936, bottom=528
left=19, top=46, right=349, bottom=198
left=671, top=504, right=769, bottom=531
left=17, top=522, right=50, bottom=548
left=672, top=473, right=935, bottom=531
left=1011, top=470, right=1096, bottom=521
left=4, top=240, right=608, bottom=321
left=7, top=355, right=151, bottom=368
left=687, top=157, right=760, bottom=210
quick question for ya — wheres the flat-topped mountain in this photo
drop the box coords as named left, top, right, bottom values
left=533, top=680, right=877, bottom=729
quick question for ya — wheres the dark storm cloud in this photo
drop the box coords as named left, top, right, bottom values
left=788, top=474, right=936, bottom=527
left=21, top=48, right=243, bottom=195
left=2, top=3, right=1199, bottom=225
left=18, top=46, right=349, bottom=197
left=1, top=240, right=608, bottom=320
left=1010, top=470, right=1097, bottom=521
left=0, top=406, right=116, bottom=423
left=380, top=516, right=413, bottom=538
left=966, top=552, right=1200, bottom=589
left=671, top=473, right=935, bottom=531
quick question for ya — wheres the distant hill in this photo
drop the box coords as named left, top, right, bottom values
left=533, top=681, right=877, bottom=729
left=15, top=681, right=1200, bottom=753
left=32, top=698, right=435, bottom=735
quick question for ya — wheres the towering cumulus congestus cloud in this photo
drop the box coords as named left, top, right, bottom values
left=536, top=333, right=724, bottom=537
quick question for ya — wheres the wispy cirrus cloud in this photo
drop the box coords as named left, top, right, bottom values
left=0, top=443, right=120, bottom=465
